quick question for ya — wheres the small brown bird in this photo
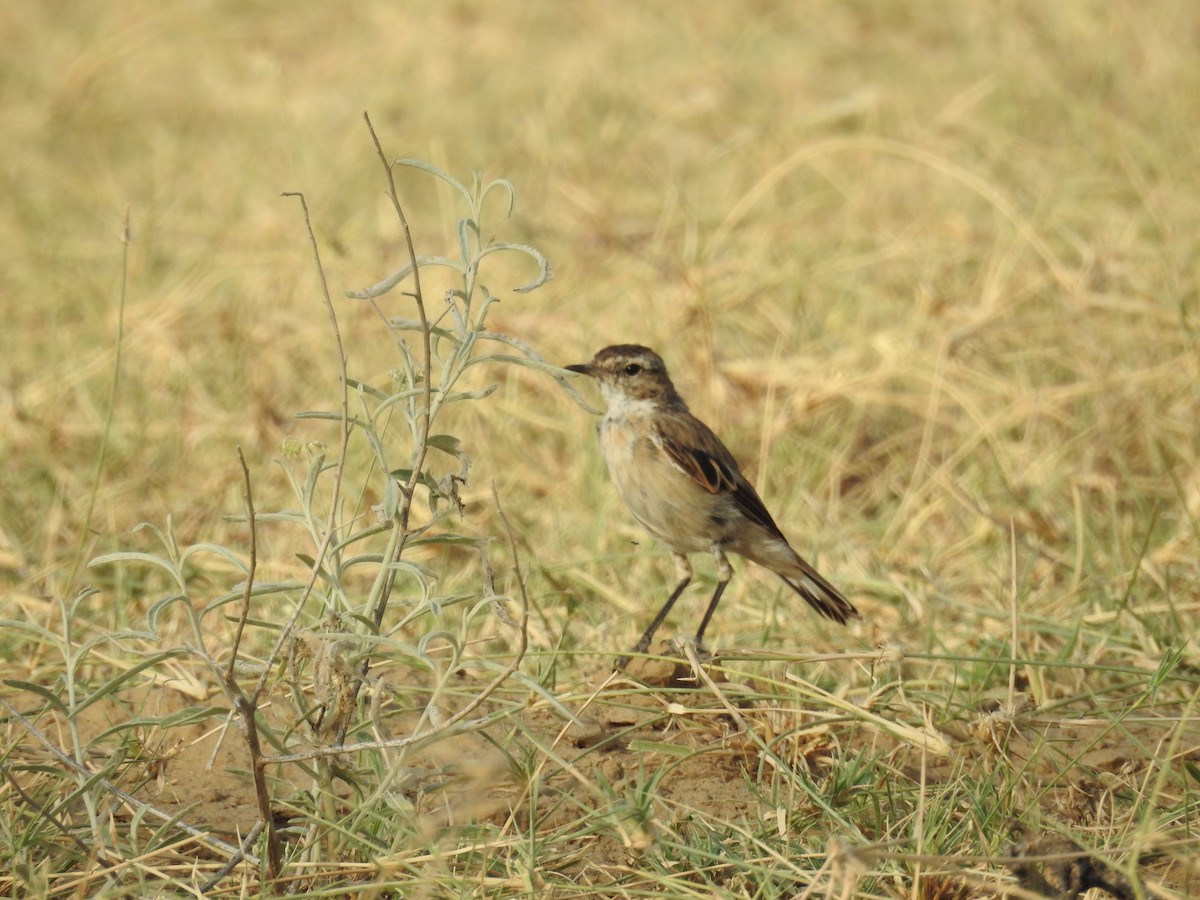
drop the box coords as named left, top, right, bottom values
left=567, top=344, right=857, bottom=664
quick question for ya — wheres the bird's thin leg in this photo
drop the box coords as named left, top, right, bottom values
left=694, top=546, right=733, bottom=651
left=616, top=554, right=692, bottom=668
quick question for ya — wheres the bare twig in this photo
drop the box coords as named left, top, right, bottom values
left=362, top=111, right=434, bottom=635
left=324, top=114, right=437, bottom=750
left=66, top=207, right=131, bottom=596
left=1008, top=519, right=1019, bottom=710
left=257, top=193, right=353, bottom=708
left=219, top=447, right=280, bottom=880
left=491, top=483, right=532, bottom=664
left=226, top=447, right=257, bottom=677
left=198, top=820, right=266, bottom=893
left=232, top=693, right=279, bottom=879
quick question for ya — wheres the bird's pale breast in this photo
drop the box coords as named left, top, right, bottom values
left=597, top=413, right=737, bottom=554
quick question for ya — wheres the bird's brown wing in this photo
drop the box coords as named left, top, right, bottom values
left=659, top=415, right=859, bottom=625
left=658, top=416, right=787, bottom=539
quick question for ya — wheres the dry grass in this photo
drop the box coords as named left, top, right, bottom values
left=2, top=1, right=1198, bottom=897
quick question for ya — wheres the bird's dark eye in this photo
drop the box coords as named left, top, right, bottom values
left=623, top=363, right=642, bottom=376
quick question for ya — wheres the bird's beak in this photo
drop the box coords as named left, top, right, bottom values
left=565, top=363, right=594, bottom=376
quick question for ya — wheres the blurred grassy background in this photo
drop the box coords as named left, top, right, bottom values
left=2, top=0, right=1197, bottom=648
left=3, top=2, right=1199, bottom=894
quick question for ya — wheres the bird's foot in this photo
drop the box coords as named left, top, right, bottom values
left=668, top=635, right=716, bottom=664
left=614, top=639, right=650, bottom=672
left=614, top=637, right=721, bottom=685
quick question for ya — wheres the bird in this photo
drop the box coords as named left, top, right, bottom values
left=566, top=344, right=857, bottom=666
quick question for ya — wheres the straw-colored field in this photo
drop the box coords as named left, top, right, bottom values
left=2, top=2, right=1197, bottom=896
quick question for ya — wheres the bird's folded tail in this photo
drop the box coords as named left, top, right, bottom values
left=780, top=566, right=859, bottom=625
